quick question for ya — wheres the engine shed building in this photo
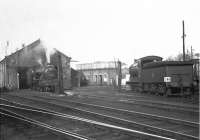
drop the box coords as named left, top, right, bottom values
left=0, top=39, right=72, bottom=91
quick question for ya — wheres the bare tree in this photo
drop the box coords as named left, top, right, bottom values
left=165, top=51, right=198, bottom=61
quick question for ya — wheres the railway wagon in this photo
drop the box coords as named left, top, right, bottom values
left=141, top=61, right=193, bottom=96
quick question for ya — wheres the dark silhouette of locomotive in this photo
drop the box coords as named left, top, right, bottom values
left=127, top=56, right=194, bottom=96
left=32, top=64, right=58, bottom=92
left=32, top=64, right=88, bottom=92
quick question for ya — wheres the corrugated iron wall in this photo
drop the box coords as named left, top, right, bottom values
left=0, top=60, right=18, bottom=89
left=0, top=61, right=6, bottom=88
left=7, top=67, right=18, bottom=89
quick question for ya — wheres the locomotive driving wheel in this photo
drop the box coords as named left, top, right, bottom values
left=158, top=84, right=166, bottom=96
left=164, top=88, right=171, bottom=97
left=150, top=84, right=158, bottom=94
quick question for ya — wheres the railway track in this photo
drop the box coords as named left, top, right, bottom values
left=33, top=92, right=198, bottom=123
left=63, top=93, right=199, bottom=121
left=1, top=94, right=199, bottom=140
left=80, top=94, right=199, bottom=115
left=0, top=99, right=173, bottom=140
left=73, top=86, right=199, bottom=104
left=0, top=111, right=87, bottom=140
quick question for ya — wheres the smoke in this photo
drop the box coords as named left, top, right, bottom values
left=30, top=41, right=47, bottom=67
left=37, top=58, right=43, bottom=66
left=41, top=40, right=56, bottom=64
left=12, top=39, right=57, bottom=68
left=36, top=58, right=45, bottom=71
left=46, top=48, right=56, bottom=63
left=12, top=40, right=46, bottom=67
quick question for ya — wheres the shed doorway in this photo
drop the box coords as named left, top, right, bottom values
left=18, top=68, right=29, bottom=89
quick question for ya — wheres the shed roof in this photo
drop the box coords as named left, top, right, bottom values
left=0, top=39, right=71, bottom=67
left=0, top=39, right=41, bottom=64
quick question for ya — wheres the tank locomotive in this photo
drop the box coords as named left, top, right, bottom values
left=32, top=64, right=58, bottom=92
left=127, top=56, right=194, bottom=96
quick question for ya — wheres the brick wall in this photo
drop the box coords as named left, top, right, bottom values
left=50, top=50, right=71, bottom=90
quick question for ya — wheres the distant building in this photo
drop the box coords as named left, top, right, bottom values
left=71, top=68, right=87, bottom=87
left=76, top=61, right=128, bottom=86
left=0, top=39, right=72, bottom=91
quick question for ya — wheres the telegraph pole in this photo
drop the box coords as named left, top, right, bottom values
left=182, top=20, right=186, bottom=61
left=117, top=60, right=122, bottom=91
left=113, top=58, right=117, bottom=89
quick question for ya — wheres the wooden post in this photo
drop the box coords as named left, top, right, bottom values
left=191, top=46, right=193, bottom=59
left=118, top=60, right=122, bottom=91
left=57, top=53, right=64, bottom=94
left=77, top=72, right=80, bottom=87
left=4, top=41, right=9, bottom=88
left=182, top=20, right=186, bottom=61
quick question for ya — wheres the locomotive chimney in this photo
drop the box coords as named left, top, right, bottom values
left=22, top=43, right=25, bottom=48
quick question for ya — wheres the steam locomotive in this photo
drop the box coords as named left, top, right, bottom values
left=32, top=64, right=88, bottom=92
left=32, top=64, right=58, bottom=92
left=127, top=56, right=195, bottom=96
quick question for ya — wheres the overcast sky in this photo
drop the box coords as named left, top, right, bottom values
left=0, top=0, right=199, bottom=66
